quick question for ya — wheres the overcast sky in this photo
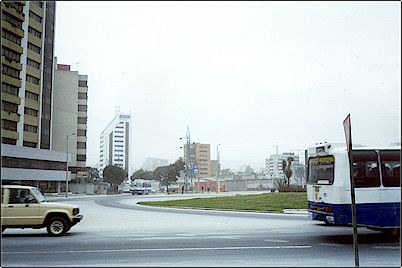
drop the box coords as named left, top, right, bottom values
left=54, top=1, right=401, bottom=172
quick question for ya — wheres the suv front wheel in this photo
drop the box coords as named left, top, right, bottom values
left=47, top=217, right=69, bottom=236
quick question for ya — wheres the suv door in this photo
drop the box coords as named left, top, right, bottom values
left=3, top=188, right=41, bottom=226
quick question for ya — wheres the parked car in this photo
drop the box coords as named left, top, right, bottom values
left=1, top=185, right=83, bottom=236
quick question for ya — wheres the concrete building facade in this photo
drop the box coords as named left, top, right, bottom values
left=99, top=113, right=131, bottom=177
left=265, top=152, right=300, bottom=180
left=52, top=61, right=88, bottom=173
left=0, top=1, right=70, bottom=193
left=183, top=143, right=211, bottom=178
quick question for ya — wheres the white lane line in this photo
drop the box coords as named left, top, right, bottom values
left=264, top=239, right=289, bottom=243
left=372, top=246, right=400, bottom=250
left=3, top=245, right=312, bottom=254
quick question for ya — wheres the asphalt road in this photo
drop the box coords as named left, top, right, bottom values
left=1, top=194, right=400, bottom=267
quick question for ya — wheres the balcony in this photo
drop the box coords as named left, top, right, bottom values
left=1, top=37, right=24, bottom=54
left=1, top=20, right=24, bottom=38
left=28, top=33, right=42, bottom=48
left=1, top=110, right=20, bottom=123
left=29, top=17, right=43, bottom=33
left=1, top=92, right=21, bottom=105
left=1, top=74, right=21, bottom=88
left=25, top=81, right=41, bottom=94
left=23, top=131, right=38, bottom=143
left=1, top=129, right=19, bottom=140
left=2, top=3, right=25, bottom=21
left=2, top=55, right=23, bottom=71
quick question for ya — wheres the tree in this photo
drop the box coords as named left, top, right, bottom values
left=153, top=158, right=185, bottom=189
left=284, top=157, right=293, bottom=188
left=131, top=169, right=153, bottom=180
left=103, top=165, right=128, bottom=193
left=220, top=168, right=233, bottom=177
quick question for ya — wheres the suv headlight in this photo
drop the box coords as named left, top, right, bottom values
left=72, top=208, right=79, bottom=215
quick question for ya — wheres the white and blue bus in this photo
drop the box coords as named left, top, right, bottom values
left=307, top=142, right=400, bottom=231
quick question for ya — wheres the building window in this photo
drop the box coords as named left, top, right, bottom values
left=114, top=135, right=124, bottom=138
left=1, top=156, right=66, bottom=170
left=2, top=11, right=22, bottom=28
left=2, top=65, right=20, bottom=79
left=77, top=117, right=87, bottom=124
left=27, top=58, right=40, bottom=69
left=2, top=29, right=21, bottom=45
left=24, top=124, right=38, bottom=133
left=2, top=47, right=21, bottom=62
left=28, top=27, right=42, bottom=38
left=23, top=141, right=37, bottom=148
left=2, top=83, right=19, bottom=95
left=78, top=80, right=87, bottom=87
left=24, top=107, right=38, bottom=117
left=77, top=142, right=86, bottom=149
left=32, top=1, right=44, bottom=8
left=77, top=155, right=86, bottom=162
left=28, top=42, right=41, bottom=54
left=77, top=129, right=86, bottom=136
left=1, top=137, right=17, bottom=145
left=115, top=140, right=123, bottom=143
left=2, top=101, right=18, bottom=113
left=116, top=126, right=124, bottom=129
left=25, top=91, right=39, bottom=101
left=26, top=74, right=40, bottom=85
left=2, top=119, right=17, bottom=131
left=78, top=105, right=87, bottom=112
left=115, top=145, right=123, bottom=147
left=115, top=130, right=124, bottom=134
left=78, top=92, right=87, bottom=99
left=29, top=11, right=42, bottom=23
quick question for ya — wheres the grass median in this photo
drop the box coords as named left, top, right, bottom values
left=138, top=192, right=308, bottom=213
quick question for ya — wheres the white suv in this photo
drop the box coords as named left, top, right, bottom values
left=1, top=185, right=83, bottom=236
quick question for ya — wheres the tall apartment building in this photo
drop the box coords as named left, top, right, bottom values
left=51, top=60, right=88, bottom=176
left=183, top=143, right=211, bottom=178
left=265, top=152, right=300, bottom=180
left=99, top=113, right=131, bottom=177
left=1, top=1, right=68, bottom=193
left=142, top=157, right=168, bottom=171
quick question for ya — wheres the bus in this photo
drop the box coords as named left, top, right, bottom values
left=306, top=142, right=400, bottom=231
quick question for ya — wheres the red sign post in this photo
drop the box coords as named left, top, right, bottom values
left=343, top=114, right=360, bottom=267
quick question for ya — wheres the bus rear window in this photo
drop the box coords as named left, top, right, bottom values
left=352, top=150, right=380, bottom=188
left=380, top=150, right=400, bottom=187
left=308, top=156, right=335, bottom=184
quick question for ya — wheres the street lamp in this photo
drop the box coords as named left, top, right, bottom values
left=216, top=144, right=221, bottom=193
left=66, top=132, right=76, bottom=197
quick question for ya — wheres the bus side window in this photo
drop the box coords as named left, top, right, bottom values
left=352, top=150, right=380, bottom=188
left=380, top=150, right=400, bottom=187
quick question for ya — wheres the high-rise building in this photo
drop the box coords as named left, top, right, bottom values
left=183, top=143, right=211, bottom=178
left=1, top=2, right=69, bottom=193
left=265, top=152, right=300, bottom=180
left=51, top=60, right=88, bottom=175
left=2, top=1, right=56, bottom=148
left=99, top=113, right=131, bottom=177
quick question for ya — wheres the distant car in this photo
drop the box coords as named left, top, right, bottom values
left=131, top=187, right=155, bottom=195
left=1, top=185, right=83, bottom=236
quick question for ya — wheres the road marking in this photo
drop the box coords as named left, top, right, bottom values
left=3, top=245, right=312, bottom=254
left=372, top=246, right=400, bottom=250
left=264, top=239, right=289, bottom=243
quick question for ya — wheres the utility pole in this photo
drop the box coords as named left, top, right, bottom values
left=66, top=133, right=76, bottom=197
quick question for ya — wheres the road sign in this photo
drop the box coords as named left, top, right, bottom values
left=343, top=114, right=351, bottom=151
left=343, top=113, right=360, bottom=267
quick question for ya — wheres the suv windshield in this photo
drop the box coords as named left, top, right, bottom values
left=31, top=188, right=47, bottom=202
